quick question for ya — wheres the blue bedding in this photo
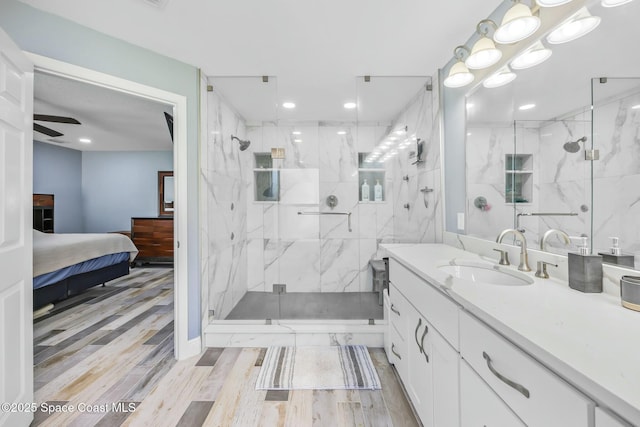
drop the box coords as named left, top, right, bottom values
left=33, top=252, right=130, bottom=290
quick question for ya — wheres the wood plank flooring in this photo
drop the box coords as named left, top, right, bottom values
left=32, top=267, right=418, bottom=427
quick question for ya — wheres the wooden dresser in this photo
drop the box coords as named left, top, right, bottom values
left=131, top=217, right=174, bottom=265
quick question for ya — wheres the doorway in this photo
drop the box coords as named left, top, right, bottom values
left=28, top=52, right=192, bottom=359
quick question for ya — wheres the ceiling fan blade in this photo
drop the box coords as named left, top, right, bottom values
left=34, top=123, right=64, bottom=138
left=34, top=114, right=81, bottom=125
left=164, top=112, right=174, bottom=142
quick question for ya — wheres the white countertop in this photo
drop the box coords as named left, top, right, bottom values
left=381, top=243, right=640, bottom=424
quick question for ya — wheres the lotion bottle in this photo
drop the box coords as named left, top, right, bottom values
left=568, top=236, right=603, bottom=293
left=374, top=180, right=383, bottom=202
left=361, top=179, right=370, bottom=202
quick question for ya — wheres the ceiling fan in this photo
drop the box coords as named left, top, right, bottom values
left=33, top=114, right=81, bottom=138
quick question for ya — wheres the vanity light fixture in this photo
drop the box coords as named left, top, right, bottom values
left=79, top=138, right=92, bottom=144
left=493, top=1, right=541, bottom=44
left=546, top=7, right=601, bottom=44
left=510, top=41, right=553, bottom=69
left=537, top=0, right=574, bottom=6
left=444, top=46, right=475, bottom=88
left=518, top=103, right=536, bottom=110
left=343, top=102, right=357, bottom=109
left=601, top=0, right=634, bottom=7
left=483, top=66, right=517, bottom=88
left=282, top=102, right=296, bottom=109
left=466, top=20, right=503, bottom=69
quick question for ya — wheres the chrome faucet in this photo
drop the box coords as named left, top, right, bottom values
left=496, top=229, right=531, bottom=272
left=535, top=229, right=570, bottom=279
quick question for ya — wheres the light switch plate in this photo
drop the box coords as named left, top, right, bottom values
left=457, top=212, right=465, bottom=231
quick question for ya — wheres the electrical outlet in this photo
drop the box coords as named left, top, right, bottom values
left=273, top=284, right=286, bottom=294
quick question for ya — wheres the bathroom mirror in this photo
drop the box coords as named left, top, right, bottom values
left=463, top=0, right=640, bottom=268
left=158, top=170, right=174, bottom=217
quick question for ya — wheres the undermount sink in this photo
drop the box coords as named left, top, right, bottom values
left=438, top=260, right=534, bottom=286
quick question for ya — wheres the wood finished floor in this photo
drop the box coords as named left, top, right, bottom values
left=32, top=267, right=418, bottom=427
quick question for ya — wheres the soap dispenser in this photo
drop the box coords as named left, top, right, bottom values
left=568, top=236, right=603, bottom=293
left=597, top=237, right=635, bottom=268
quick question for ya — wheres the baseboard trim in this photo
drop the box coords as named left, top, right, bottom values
left=176, top=336, right=202, bottom=360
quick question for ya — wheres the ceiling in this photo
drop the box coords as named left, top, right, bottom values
left=22, top=0, right=634, bottom=148
left=20, top=0, right=499, bottom=137
left=34, top=72, right=173, bottom=151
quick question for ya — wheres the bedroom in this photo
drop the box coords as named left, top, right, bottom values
left=31, top=70, right=176, bottom=346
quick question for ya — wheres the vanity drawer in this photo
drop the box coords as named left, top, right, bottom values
left=389, top=259, right=459, bottom=350
left=460, top=359, right=525, bottom=427
left=460, top=311, right=594, bottom=427
left=389, top=284, right=409, bottom=340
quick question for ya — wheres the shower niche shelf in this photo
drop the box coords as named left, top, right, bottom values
left=505, top=153, right=533, bottom=204
left=358, top=152, right=386, bottom=203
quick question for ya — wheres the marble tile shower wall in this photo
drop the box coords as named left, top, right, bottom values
left=466, top=125, right=519, bottom=240
left=201, top=89, right=250, bottom=320
left=389, top=84, right=444, bottom=244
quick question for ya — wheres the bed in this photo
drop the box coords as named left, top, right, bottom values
left=33, top=230, right=139, bottom=309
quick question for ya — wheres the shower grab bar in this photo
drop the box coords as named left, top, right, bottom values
left=516, top=212, right=578, bottom=233
left=297, top=211, right=352, bottom=232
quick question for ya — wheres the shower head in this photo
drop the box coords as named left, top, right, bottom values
left=231, top=135, right=251, bottom=151
left=563, top=136, right=587, bottom=153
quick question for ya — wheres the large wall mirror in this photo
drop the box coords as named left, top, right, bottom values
left=463, top=0, right=640, bottom=268
left=158, top=170, right=174, bottom=217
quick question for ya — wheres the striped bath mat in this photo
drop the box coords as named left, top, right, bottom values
left=255, top=345, right=381, bottom=390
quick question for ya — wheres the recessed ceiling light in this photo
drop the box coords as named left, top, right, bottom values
left=466, top=103, right=474, bottom=108
left=79, top=138, right=92, bottom=143
left=631, top=104, right=640, bottom=110
left=519, top=103, right=536, bottom=111
left=337, top=131, right=347, bottom=135
left=511, top=41, right=552, bottom=70
left=292, top=131, right=301, bottom=135
left=294, top=139, right=302, bottom=143
left=343, top=102, right=357, bottom=109
left=394, top=130, right=405, bottom=135
left=282, top=102, right=296, bottom=109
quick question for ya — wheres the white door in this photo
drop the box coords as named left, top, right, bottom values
left=0, top=27, right=34, bottom=427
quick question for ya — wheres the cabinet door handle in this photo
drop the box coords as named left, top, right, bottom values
left=414, top=318, right=423, bottom=352
left=390, top=304, right=400, bottom=316
left=391, top=343, right=402, bottom=360
left=420, top=323, right=429, bottom=363
left=482, top=351, right=530, bottom=398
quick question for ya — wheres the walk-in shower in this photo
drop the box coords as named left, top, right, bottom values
left=202, top=75, right=438, bottom=346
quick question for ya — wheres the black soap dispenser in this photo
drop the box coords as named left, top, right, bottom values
left=568, top=236, right=603, bottom=293
left=598, top=237, right=635, bottom=268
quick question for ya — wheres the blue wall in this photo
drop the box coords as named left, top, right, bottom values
left=82, top=151, right=173, bottom=233
left=33, top=141, right=83, bottom=233
left=0, top=0, right=201, bottom=340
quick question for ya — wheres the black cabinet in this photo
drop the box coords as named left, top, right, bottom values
left=33, top=194, right=54, bottom=233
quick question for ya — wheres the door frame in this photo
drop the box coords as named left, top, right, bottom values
left=26, top=52, right=193, bottom=359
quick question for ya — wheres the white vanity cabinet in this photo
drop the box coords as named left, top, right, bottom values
left=386, top=260, right=460, bottom=427
left=595, top=408, right=633, bottom=427
left=460, top=360, right=525, bottom=426
left=459, top=310, right=595, bottom=426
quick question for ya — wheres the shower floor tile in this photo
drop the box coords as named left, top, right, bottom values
left=225, top=291, right=383, bottom=320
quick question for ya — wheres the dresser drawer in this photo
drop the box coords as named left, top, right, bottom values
left=460, top=311, right=594, bottom=426
left=389, top=259, right=459, bottom=350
